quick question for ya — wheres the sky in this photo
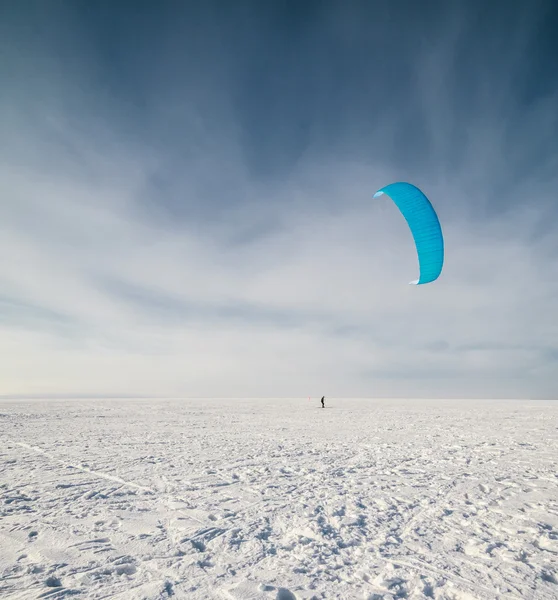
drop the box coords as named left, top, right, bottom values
left=1, top=0, right=557, bottom=400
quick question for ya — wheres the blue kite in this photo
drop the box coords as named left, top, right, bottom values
left=373, top=182, right=444, bottom=285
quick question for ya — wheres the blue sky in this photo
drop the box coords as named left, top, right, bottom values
left=1, top=0, right=557, bottom=399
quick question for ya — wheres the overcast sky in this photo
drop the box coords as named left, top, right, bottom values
left=1, top=0, right=557, bottom=399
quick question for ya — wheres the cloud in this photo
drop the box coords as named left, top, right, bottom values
left=0, top=1, right=557, bottom=399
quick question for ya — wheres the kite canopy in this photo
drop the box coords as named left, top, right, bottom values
left=373, top=182, right=444, bottom=285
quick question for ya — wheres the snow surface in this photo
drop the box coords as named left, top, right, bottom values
left=1, top=397, right=558, bottom=600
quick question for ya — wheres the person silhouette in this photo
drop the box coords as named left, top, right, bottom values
left=320, top=396, right=325, bottom=408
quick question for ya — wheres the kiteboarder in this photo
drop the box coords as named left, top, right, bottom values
left=321, top=396, right=325, bottom=408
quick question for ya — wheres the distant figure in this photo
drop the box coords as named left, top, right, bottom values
left=321, top=396, right=325, bottom=408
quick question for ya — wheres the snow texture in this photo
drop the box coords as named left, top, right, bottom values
left=1, top=398, right=558, bottom=599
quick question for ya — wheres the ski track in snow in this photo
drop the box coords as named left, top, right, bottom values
left=1, top=398, right=557, bottom=599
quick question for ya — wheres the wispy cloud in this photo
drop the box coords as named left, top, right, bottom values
left=1, top=1, right=557, bottom=398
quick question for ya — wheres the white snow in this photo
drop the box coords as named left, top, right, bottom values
left=1, top=397, right=557, bottom=599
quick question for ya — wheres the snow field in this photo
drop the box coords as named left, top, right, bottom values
left=1, top=398, right=557, bottom=599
